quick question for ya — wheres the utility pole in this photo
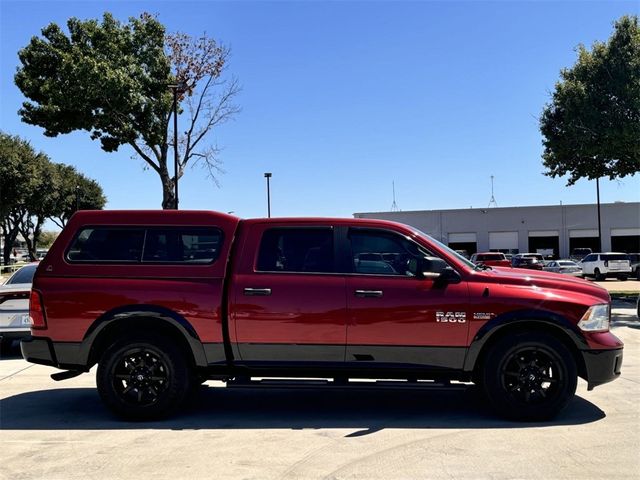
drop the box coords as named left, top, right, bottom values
left=391, top=181, right=400, bottom=211
left=264, top=172, right=272, bottom=218
left=488, top=175, right=498, bottom=208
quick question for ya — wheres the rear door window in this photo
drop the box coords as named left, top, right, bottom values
left=257, top=228, right=334, bottom=273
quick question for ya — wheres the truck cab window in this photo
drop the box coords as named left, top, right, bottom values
left=349, top=230, right=429, bottom=276
left=257, top=228, right=334, bottom=273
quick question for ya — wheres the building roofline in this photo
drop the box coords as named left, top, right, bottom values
left=354, top=201, right=640, bottom=216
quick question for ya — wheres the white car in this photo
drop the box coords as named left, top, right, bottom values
left=0, top=263, right=37, bottom=353
left=579, top=253, right=631, bottom=281
left=544, top=260, right=583, bottom=277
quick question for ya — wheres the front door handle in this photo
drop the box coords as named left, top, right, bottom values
left=244, top=288, right=272, bottom=296
left=355, top=289, right=383, bottom=298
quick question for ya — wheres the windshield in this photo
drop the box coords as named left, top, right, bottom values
left=558, top=261, right=577, bottom=266
left=407, top=226, right=475, bottom=268
left=7, top=263, right=37, bottom=285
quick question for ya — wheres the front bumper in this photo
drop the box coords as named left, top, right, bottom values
left=582, top=348, right=623, bottom=390
left=20, top=336, right=87, bottom=371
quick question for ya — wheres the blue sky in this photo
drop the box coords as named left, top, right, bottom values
left=1, top=0, right=638, bottom=223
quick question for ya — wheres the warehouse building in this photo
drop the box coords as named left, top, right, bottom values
left=354, top=202, right=640, bottom=259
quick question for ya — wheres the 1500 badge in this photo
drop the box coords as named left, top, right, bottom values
left=436, top=311, right=466, bottom=323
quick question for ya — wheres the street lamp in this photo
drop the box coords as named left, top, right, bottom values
left=167, top=79, right=194, bottom=210
left=264, top=173, right=272, bottom=218
left=75, top=185, right=80, bottom=212
left=596, top=177, right=602, bottom=252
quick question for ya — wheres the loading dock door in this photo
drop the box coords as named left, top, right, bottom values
left=611, top=228, right=640, bottom=253
left=448, top=233, right=477, bottom=256
left=489, top=232, right=518, bottom=253
left=528, top=231, right=559, bottom=259
left=569, top=229, right=600, bottom=253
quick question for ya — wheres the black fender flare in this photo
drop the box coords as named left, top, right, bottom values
left=79, top=305, right=208, bottom=367
left=463, top=309, right=588, bottom=372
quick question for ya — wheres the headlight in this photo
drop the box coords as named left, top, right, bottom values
left=578, top=304, right=610, bottom=332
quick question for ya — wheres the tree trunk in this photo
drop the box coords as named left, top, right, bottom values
left=160, top=169, right=176, bottom=210
left=20, top=217, right=43, bottom=261
left=2, top=221, right=19, bottom=265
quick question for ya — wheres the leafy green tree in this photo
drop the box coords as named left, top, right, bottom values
left=50, top=164, right=106, bottom=229
left=38, top=231, right=59, bottom=249
left=540, top=15, right=640, bottom=185
left=15, top=13, right=239, bottom=209
left=17, top=156, right=60, bottom=260
left=0, top=132, right=106, bottom=262
left=0, top=133, right=40, bottom=264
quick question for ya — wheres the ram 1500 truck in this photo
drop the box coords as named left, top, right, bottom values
left=21, top=210, right=623, bottom=420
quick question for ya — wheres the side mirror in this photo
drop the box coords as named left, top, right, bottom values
left=418, top=257, right=461, bottom=284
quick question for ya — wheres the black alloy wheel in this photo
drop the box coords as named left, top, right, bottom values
left=112, top=347, right=170, bottom=407
left=500, top=347, right=562, bottom=406
left=97, top=334, right=192, bottom=420
left=482, top=332, right=577, bottom=421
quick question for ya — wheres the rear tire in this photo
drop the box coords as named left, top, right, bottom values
left=481, top=332, right=577, bottom=421
left=97, top=334, right=192, bottom=420
left=0, top=337, right=14, bottom=356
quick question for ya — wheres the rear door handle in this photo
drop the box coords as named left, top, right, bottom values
left=243, top=288, right=272, bottom=296
left=355, top=289, right=383, bottom=298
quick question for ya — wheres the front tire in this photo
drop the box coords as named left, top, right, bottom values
left=481, top=332, right=577, bottom=421
left=594, top=268, right=605, bottom=281
left=97, top=334, right=192, bottom=420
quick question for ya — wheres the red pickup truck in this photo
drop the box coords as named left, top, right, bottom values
left=21, top=211, right=623, bottom=420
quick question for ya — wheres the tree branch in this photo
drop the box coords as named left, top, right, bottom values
left=128, top=141, right=161, bottom=174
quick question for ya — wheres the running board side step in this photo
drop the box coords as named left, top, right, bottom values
left=226, top=378, right=470, bottom=390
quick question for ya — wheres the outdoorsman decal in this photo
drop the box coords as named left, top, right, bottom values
left=473, top=312, right=495, bottom=320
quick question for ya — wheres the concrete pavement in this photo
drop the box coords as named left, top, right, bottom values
left=0, top=300, right=638, bottom=480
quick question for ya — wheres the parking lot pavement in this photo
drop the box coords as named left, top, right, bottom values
left=594, top=279, right=640, bottom=294
left=1, top=306, right=638, bottom=480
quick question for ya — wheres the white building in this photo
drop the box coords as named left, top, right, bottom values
left=354, top=202, right=640, bottom=258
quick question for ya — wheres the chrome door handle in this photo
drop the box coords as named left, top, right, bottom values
left=243, top=288, right=272, bottom=296
left=355, top=289, right=383, bottom=298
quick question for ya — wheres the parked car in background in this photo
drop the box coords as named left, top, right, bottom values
left=626, top=253, right=640, bottom=280
left=580, top=253, right=631, bottom=281
left=511, top=253, right=545, bottom=270
left=470, top=252, right=511, bottom=267
left=454, top=250, right=470, bottom=259
left=544, top=260, right=583, bottom=277
left=0, top=262, right=38, bottom=352
left=570, top=248, right=592, bottom=262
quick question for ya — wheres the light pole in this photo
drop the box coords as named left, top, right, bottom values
left=75, top=185, right=80, bottom=212
left=167, top=79, right=194, bottom=210
left=264, top=172, right=272, bottom=218
left=596, top=177, right=602, bottom=252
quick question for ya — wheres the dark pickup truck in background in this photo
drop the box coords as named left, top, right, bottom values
left=22, top=210, right=623, bottom=420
